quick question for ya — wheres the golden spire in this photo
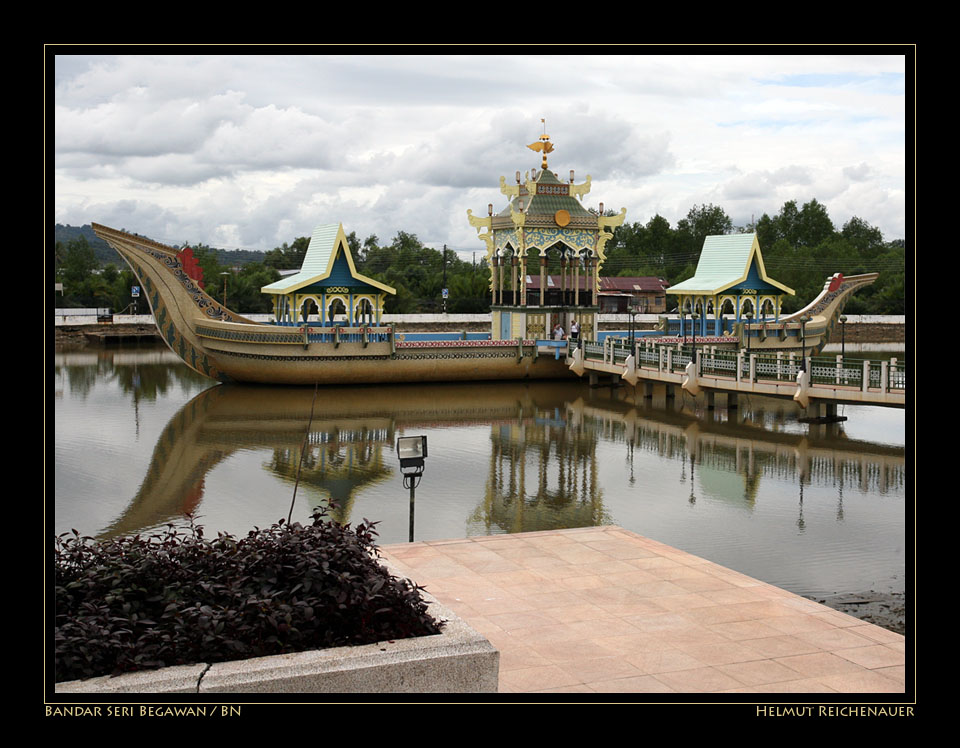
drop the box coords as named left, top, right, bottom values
left=527, top=118, right=554, bottom=170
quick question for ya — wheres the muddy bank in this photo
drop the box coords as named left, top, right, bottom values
left=807, top=591, right=906, bottom=635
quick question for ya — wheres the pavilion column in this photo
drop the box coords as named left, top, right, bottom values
left=591, top=255, right=598, bottom=307
left=511, top=256, right=517, bottom=305
left=561, top=254, right=568, bottom=305
left=540, top=255, right=547, bottom=306
left=491, top=256, right=499, bottom=306
left=520, top=252, right=527, bottom=307
left=574, top=254, right=580, bottom=306
left=497, top=255, right=505, bottom=305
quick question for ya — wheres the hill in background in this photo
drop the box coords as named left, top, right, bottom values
left=54, top=224, right=268, bottom=268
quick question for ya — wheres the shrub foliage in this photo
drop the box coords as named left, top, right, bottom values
left=54, top=509, right=442, bottom=683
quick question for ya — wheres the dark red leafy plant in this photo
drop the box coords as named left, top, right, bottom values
left=54, top=508, right=442, bottom=683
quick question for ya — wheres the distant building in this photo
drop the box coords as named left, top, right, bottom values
left=523, top=275, right=670, bottom=314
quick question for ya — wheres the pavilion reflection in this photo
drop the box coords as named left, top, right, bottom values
left=97, top=378, right=905, bottom=541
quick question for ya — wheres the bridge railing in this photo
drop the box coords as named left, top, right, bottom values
left=582, top=339, right=907, bottom=395
left=808, top=354, right=906, bottom=393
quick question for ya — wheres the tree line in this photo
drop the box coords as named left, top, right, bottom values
left=605, top=200, right=906, bottom=315
left=53, top=199, right=906, bottom=315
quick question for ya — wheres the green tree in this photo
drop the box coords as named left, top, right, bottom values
left=675, top=204, right=733, bottom=255
left=59, top=236, right=98, bottom=287
left=796, top=199, right=835, bottom=248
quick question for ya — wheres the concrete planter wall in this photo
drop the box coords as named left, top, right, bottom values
left=55, top=594, right=499, bottom=694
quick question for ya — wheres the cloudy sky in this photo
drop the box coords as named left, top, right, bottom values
left=52, top=52, right=909, bottom=260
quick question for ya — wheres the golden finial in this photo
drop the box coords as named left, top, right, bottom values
left=527, top=118, right=554, bottom=169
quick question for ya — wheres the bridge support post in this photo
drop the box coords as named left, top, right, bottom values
left=642, top=381, right=654, bottom=399
left=727, top=392, right=738, bottom=410
left=706, top=390, right=715, bottom=410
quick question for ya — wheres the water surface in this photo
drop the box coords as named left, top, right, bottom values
left=54, top=343, right=907, bottom=603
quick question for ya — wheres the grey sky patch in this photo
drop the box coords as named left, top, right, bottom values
left=843, top=162, right=874, bottom=182
left=53, top=52, right=909, bottom=251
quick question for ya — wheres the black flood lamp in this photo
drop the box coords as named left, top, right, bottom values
left=397, top=435, right=428, bottom=541
left=397, top=435, right=428, bottom=481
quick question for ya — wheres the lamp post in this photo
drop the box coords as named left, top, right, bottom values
left=397, top=435, right=428, bottom=542
left=691, top=304, right=698, bottom=365
left=220, top=271, right=230, bottom=310
left=799, top=314, right=809, bottom=372
left=839, top=314, right=847, bottom=361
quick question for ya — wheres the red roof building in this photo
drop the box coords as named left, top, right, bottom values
left=523, top=275, right=670, bottom=313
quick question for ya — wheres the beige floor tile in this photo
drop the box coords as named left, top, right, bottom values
left=528, top=638, right=621, bottom=663
left=485, top=610, right=560, bottom=632
left=540, top=602, right=611, bottom=624
left=650, top=592, right=716, bottom=612
left=740, top=634, right=824, bottom=659
left=763, top=614, right=839, bottom=635
left=651, top=666, right=746, bottom=693
left=668, top=574, right=739, bottom=593
left=593, top=632, right=674, bottom=654
left=873, top=665, right=906, bottom=684
left=680, top=604, right=761, bottom=625
left=774, top=651, right=870, bottom=678
left=564, top=617, right=643, bottom=639
left=808, top=608, right=865, bottom=628
left=817, top=669, right=905, bottom=693
left=672, top=640, right=767, bottom=666
left=496, top=645, right=554, bottom=671
left=499, top=664, right=583, bottom=692
left=846, top=623, right=906, bottom=644
left=793, top=626, right=878, bottom=651
left=707, top=619, right=786, bottom=641
left=717, top=658, right=811, bottom=686
left=589, top=598, right=671, bottom=618
left=622, top=611, right=700, bottom=633
left=721, top=678, right=838, bottom=693
left=834, top=644, right=906, bottom=669
left=556, top=655, right=646, bottom=684
left=600, top=569, right=662, bottom=587
left=624, top=648, right=707, bottom=674
left=588, top=675, right=678, bottom=693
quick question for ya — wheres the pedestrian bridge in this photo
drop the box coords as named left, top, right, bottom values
left=567, top=338, right=906, bottom=419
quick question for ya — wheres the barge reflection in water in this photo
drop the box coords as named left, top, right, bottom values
left=54, top=343, right=906, bottom=609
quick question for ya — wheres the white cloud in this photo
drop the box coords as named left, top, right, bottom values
left=52, top=52, right=909, bottom=253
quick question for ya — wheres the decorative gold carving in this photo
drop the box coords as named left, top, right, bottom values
left=467, top=209, right=496, bottom=265
left=596, top=207, right=627, bottom=262
left=569, top=175, right=592, bottom=201
left=527, top=135, right=555, bottom=169
left=554, top=209, right=571, bottom=227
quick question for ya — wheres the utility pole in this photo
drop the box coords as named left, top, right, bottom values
left=442, top=244, right=447, bottom=314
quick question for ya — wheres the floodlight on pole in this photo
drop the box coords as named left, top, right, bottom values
left=397, top=435, right=428, bottom=543
left=397, top=435, right=428, bottom=487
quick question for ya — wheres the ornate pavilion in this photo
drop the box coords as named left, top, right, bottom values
left=468, top=128, right=625, bottom=341
left=666, top=233, right=794, bottom=337
left=261, top=223, right=395, bottom=326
